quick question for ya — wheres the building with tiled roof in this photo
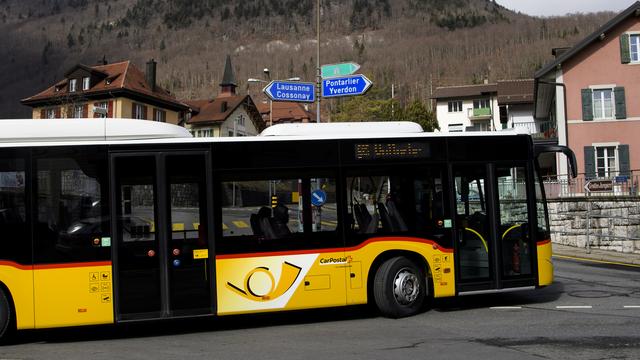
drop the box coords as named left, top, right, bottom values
left=256, top=101, right=313, bottom=125
left=431, top=79, right=542, bottom=137
left=21, top=59, right=189, bottom=124
left=185, top=55, right=264, bottom=137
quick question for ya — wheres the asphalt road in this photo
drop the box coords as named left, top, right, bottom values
left=2, top=258, right=640, bottom=360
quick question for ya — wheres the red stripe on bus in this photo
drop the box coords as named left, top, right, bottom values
left=216, top=237, right=453, bottom=260
left=34, top=261, right=112, bottom=270
left=537, top=239, right=551, bottom=246
left=0, top=260, right=111, bottom=270
left=0, top=261, right=31, bottom=270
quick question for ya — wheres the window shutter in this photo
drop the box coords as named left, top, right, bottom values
left=40, top=109, right=45, bottom=119
left=143, top=105, right=148, bottom=120
left=108, top=101, right=113, bottom=117
left=153, top=108, right=157, bottom=121
left=581, top=89, right=593, bottom=121
left=620, top=34, right=631, bottom=64
left=584, top=146, right=595, bottom=180
left=131, top=103, right=136, bottom=118
left=83, top=104, right=88, bottom=118
left=614, top=87, right=626, bottom=119
left=618, top=144, right=630, bottom=177
left=54, top=107, right=61, bottom=118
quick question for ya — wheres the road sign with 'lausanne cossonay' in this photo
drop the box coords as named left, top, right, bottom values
left=263, top=81, right=316, bottom=103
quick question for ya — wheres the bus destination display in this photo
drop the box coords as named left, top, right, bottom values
left=355, top=142, right=429, bottom=160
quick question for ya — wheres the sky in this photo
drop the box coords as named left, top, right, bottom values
left=495, top=0, right=636, bottom=17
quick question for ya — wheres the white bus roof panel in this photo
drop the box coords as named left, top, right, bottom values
left=260, top=121, right=424, bottom=136
left=0, top=118, right=192, bottom=143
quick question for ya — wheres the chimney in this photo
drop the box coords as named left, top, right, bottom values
left=146, top=59, right=157, bottom=92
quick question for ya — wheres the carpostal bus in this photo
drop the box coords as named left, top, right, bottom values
left=0, top=119, right=576, bottom=340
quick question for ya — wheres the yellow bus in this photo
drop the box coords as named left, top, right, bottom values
left=0, top=119, right=576, bottom=340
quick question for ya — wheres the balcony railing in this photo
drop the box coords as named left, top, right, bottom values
left=467, top=107, right=491, bottom=119
left=513, top=120, right=557, bottom=140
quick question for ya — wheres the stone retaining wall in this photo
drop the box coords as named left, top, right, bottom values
left=548, top=197, right=640, bottom=254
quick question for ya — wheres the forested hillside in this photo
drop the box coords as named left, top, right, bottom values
left=0, top=0, right=614, bottom=118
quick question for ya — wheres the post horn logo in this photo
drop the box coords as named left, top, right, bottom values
left=226, top=262, right=302, bottom=302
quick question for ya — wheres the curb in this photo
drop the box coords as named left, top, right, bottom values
left=553, top=245, right=640, bottom=267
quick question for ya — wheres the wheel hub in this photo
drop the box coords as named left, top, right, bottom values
left=393, top=268, right=420, bottom=305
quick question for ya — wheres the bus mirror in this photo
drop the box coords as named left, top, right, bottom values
left=534, top=144, right=577, bottom=179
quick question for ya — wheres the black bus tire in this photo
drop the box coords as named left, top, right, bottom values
left=373, top=256, right=426, bottom=318
left=0, top=288, right=14, bottom=343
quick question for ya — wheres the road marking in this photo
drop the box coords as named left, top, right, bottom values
left=490, top=306, right=522, bottom=310
left=553, top=254, right=640, bottom=268
left=556, top=305, right=593, bottom=309
left=623, top=305, right=640, bottom=308
left=321, top=221, right=337, bottom=227
left=222, top=223, right=229, bottom=230
left=232, top=221, right=249, bottom=228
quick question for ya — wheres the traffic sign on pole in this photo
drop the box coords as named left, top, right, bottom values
left=584, top=179, right=613, bottom=193
left=321, top=62, right=360, bottom=78
left=263, top=81, right=315, bottom=103
left=321, top=74, right=372, bottom=98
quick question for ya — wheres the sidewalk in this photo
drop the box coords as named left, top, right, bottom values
left=553, top=243, right=640, bottom=266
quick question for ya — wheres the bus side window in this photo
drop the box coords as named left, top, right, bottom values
left=33, top=147, right=110, bottom=263
left=220, top=179, right=303, bottom=242
left=0, top=154, right=29, bottom=264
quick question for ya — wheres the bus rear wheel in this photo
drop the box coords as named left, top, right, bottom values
left=0, top=288, right=14, bottom=343
left=373, top=256, right=426, bottom=318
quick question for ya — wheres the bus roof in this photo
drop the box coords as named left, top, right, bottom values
left=0, top=119, right=529, bottom=148
left=0, top=118, right=192, bottom=143
left=259, top=121, right=424, bottom=136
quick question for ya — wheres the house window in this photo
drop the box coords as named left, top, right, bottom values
left=82, top=77, right=90, bottom=91
left=448, top=101, right=462, bottom=113
left=154, top=109, right=166, bottom=122
left=69, top=79, right=77, bottom=92
left=595, top=146, right=617, bottom=178
left=95, top=102, right=108, bottom=118
left=592, top=89, right=614, bottom=119
left=630, top=34, right=640, bottom=62
left=132, top=103, right=144, bottom=119
left=45, top=108, right=56, bottom=119
left=73, top=105, right=83, bottom=118
left=473, top=99, right=490, bottom=109
left=236, top=114, right=245, bottom=126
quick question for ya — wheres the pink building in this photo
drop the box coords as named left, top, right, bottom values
left=534, top=2, right=640, bottom=180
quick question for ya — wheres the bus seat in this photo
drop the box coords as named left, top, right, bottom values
left=386, top=199, right=408, bottom=232
left=364, top=214, right=380, bottom=234
left=377, top=202, right=394, bottom=232
left=272, top=204, right=291, bottom=238
left=250, top=213, right=262, bottom=236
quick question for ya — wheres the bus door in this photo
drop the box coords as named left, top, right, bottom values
left=453, top=164, right=536, bottom=293
left=111, top=152, right=214, bottom=320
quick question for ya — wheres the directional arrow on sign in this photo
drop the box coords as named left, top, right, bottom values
left=322, top=74, right=373, bottom=98
left=263, top=80, right=315, bottom=103
left=321, top=62, right=360, bottom=79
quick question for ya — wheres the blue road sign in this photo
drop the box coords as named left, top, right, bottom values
left=263, top=81, right=315, bottom=103
left=311, top=189, right=327, bottom=207
left=322, top=74, right=372, bottom=98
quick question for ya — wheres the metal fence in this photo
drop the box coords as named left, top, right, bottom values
left=542, top=170, right=640, bottom=199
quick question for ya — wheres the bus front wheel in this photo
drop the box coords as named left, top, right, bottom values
left=373, top=256, right=426, bottom=318
left=0, top=288, right=14, bottom=343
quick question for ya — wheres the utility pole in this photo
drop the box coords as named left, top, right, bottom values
left=316, top=0, right=321, bottom=123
